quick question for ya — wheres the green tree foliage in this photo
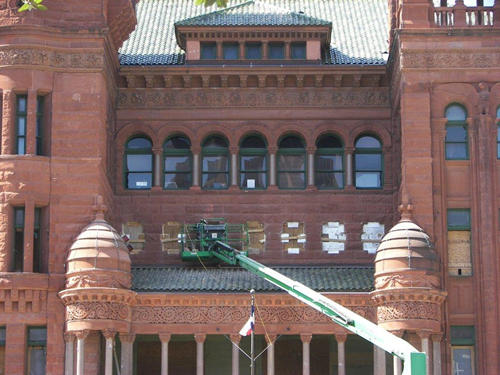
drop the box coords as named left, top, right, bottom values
left=195, top=0, right=228, bottom=7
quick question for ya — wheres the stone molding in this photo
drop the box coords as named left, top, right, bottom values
left=0, top=287, right=47, bottom=314
left=66, top=302, right=129, bottom=321
left=377, top=301, right=439, bottom=322
left=401, top=50, right=500, bottom=69
left=0, top=45, right=104, bottom=69
left=117, top=88, right=390, bottom=109
left=65, top=271, right=131, bottom=290
left=374, top=271, right=440, bottom=290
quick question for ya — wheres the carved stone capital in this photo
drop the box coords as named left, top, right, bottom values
left=159, top=333, right=171, bottom=343
left=230, top=334, right=241, bottom=344
left=74, top=330, right=90, bottom=341
left=335, top=333, right=347, bottom=343
left=64, top=332, right=75, bottom=343
left=102, top=329, right=117, bottom=340
left=265, top=334, right=277, bottom=344
left=120, top=332, right=136, bottom=343
left=300, top=333, right=312, bottom=344
left=194, top=333, right=206, bottom=344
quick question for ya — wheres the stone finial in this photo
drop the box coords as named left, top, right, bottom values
left=93, top=195, right=107, bottom=221
left=398, top=202, right=414, bottom=220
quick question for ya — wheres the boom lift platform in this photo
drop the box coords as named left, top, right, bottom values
left=180, top=219, right=426, bottom=375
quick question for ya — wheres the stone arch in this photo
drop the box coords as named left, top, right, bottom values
left=349, top=124, right=391, bottom=149
left=432, top=83, right=478, bottom=119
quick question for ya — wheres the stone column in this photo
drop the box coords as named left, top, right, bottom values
left=192, top=149, right=200, bottom=188
left=432, top=334, right=442, bottom=375
left=266, top=335, right=277, bottom=375
left=75, top=330, right=89, bottom=375
left=1, top=90, right=15, bottom=155
left=26, top=89, right=37, bottom=155
left=120, top=333, right=136, bottom=375
left=159, top=333, right=171, bottom=375
left=103, top=330, right=116, bottom=375
left=335, top=334, right=347, bottom=375
left=194, top=334, right=206, bottom=375
left=269, top=147, right=277, bottom=187
left=64, top=333, right=75, bottom=375
left=345, top=147, right=353, bottom=187
left=418, top=331, right=432, bottom=375
left=393, top=355, right=402, bottom=375
left=373, top=345, right=386, bottom=375
left=300, top=334, right=312, bottom=375
left=153, top=147, right=162, bottom=187
left=230, top=146, right=238, bottom=187
left=230, top=334, right=241, bottom=375
left=23, top=199, right=34, bottom=272
left=306, top=148, right=315, bottom=188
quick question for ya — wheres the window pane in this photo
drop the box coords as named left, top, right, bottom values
left=127, top=154, right=152, bottom=171
left=355, top=136, right=380, bottom=148
left=165, top=156, right=191, bottom=172
left=355, top=154, right=382, bottom=170
left=28, top=328, right=47, bottom=343
left=201, top=43, right=217, bottom=60
left=279, top=136, right=303, bottom=148
left=446, top=126, right=467, bottom=142
left=164, top=136, right=190, bottom=150
left=0, top=346, right=4, bottom=375
left=291, top=42, right=306, bottom=59
left=15, top=208, right=25, bottom=227
left=17, top=117, right=26, bottom=136
left=28, top=347, right=46, bottom=375
left=17, top=96, right=27, bottom=112
left=497, top=107, right=500, bottom=118
left=17, top=138, right=25, bottom=155
left=203, top=136, right=227, bottom=148
left=127, top=173, right=152, bottom=189
left=241, top=155, right=266, bottom=171
left=223, top=43, right=239, bottom=60
left=452, top=348, right=473, bottom=375
left=0, top=328, right=5, bottom=343
left=127, top=138, right=152, bottom=149
left=203, top=155, right=228, bottom=172
left=268, top=43, right=284, bottom=59
left=241, top=136, right=265, bottom=148
left=317, top=135, right=342, bottom=148
left=446, top=144, right=467, bottom=159
left=202, top=173, right=228, bottom=189
left=240, top=172, right=266, bottom=189
left=315, top=172, right=343, bottom=189
left=279, top=172, right=305, bottom=189
left=446, top=105, right=466, bottom=121
left=355, top=172, right=381, bottom=188
left=164, top=173, right=191, bottom=189
left=316, top=155, right=342, bottom=171
left=448, top=210, right=470, bottom=228
left=278, top=154, right=304, bottom=171
left=246, top=43, right=262, bottom=59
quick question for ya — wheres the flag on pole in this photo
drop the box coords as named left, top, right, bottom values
left=239, top=304, right=255, bottom=336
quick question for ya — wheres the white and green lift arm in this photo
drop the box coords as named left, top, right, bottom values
left=211, top=240, right=426, bottom=375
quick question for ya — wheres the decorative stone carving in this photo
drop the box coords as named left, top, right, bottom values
left=377, top=301, right=439, bottom=322
left=65, top=272, right=131, bottom=289
left=402, top=50, right=500, bottom=69
left=117, top=88, right=390, bottom=109
left=374, top=272, right=440, bottom=290
left=66, top=302, right=129, bottom=321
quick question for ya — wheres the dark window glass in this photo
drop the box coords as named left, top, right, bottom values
left=223, top=43, right=239, bottom=60
left=164, top=136, right=192, bottom=190
left=125, top=137, right=153, bottom=190
left=16, top=95, right=27, bottom=155
left=268, top=43, right=285, bottom=59
left=240, top=135, right=267, bottom=189
left=291, top=42, right=306, bottom=59
left=13, top=207, right=24, bottom=272
left=27, top=327, right=46, bottom=375
left=36, top=96, right=44, bottom=155
left=315, top=135, right=344, bottom=189
left=278, top=135, right=305, bottom=189
left=451, top=326, right=475, bottom=345
left=354, top=136, right=383, bottom=189
left=447, top=209, right=470, bottom=229
left=200, top=42, right=217, bottom=60
left=446, top=105, right=467, bottom=121
left=452, top=347, right=474, bottom=375
left=246, top=42, right=262, bottom=59
left=0, top=327, right=5, bottom=375
left=33, top=208, right=42, bottom=273
left=445, top=105, right=468, bottom=160
left=202, top=136, right=229, bottom=189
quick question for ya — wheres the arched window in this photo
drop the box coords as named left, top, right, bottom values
left=240, top=135, right=267, bottom=189
left=277, top=135, right=306, bottom=189
left=445, top=104, right=468, bottom=160
left=125, top=136, right=153, bottom=190
left=202, top=135, right=229, bottom=189
left=163, top=135, right=192, bottom=189
left=315, top=134, right=344, bottom=189
left=354, top=135, right=383, bottom=189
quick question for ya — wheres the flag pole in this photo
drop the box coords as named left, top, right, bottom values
left=250, top=288, right=255, bottom=375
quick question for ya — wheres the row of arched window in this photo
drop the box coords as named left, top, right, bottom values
left=124, top=133, right=384, bottom=190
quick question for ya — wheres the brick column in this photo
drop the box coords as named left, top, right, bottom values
left=266, top=335, right=277, bottom=375
left=2, top=90, right=15, bottom=155
left=153, top=147, right=162, bottom=187
left=75, top=330, right=89, bottom=375
left=268, top=147, right=277, bottom=187
left=159, top=333, right=171, bottom=375
left=344, top=147, right=353, bottom=187
left=194, top=333, right=206, bottom=375
left=335, top=334, right=347, bottom=375
left=300, top=334, right=312, bottom=375
left=192, top=146, right=200, bottom=189
left=216, top=42, right=223, bottom=60
left=103, top=330, right=116, bottom=375
left=5, top=323, right=26, bottom=375
left=230, top=146, right=238, bottom=187
left=230, top=334, right=241, bottom=375
left=432, top=334, right=442, bottom=375
left=26, top=89, right=37, bottom=155
left=306, top=147, right=315, bottom=188
left=23, top=199, right=34, bottom=272
left=120, top=333, right=135, bottom=375
left=418, top=331, right=432, bottom=375
left=64, top=333, right=75, bottom=375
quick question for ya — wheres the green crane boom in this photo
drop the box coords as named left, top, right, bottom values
left=210, top=240, right=426, bottom=375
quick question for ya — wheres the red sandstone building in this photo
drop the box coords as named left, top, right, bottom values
left=0, top=0, right=499, bottom=374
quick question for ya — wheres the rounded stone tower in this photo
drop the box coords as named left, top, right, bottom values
left=371, top=205, right=446, bottom=334
left=59, top=198, right=135, bottom=333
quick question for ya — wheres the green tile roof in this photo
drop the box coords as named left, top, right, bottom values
left=131, top=265, right=374, bottom=293
left=119, top=0, right=388, bottom=66
left=175, top=1, right=332, bottom=27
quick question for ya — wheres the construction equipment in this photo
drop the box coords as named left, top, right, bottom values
left=180, top=219, right=426, bottom=375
